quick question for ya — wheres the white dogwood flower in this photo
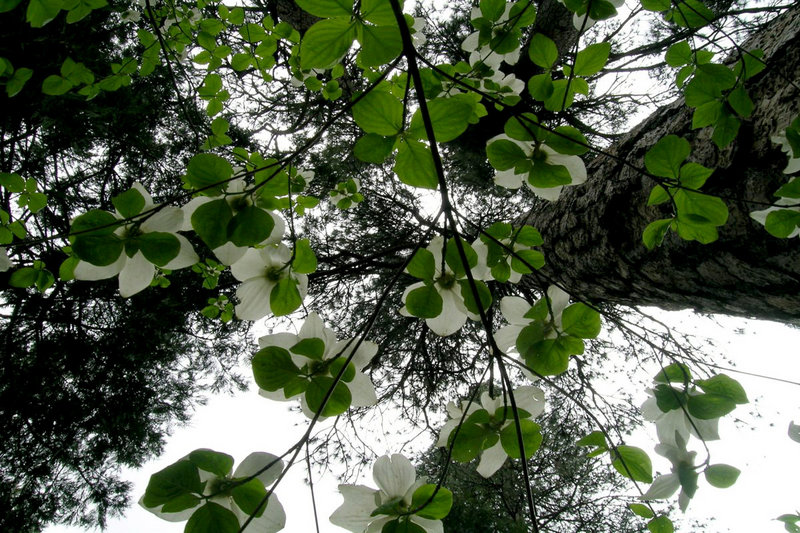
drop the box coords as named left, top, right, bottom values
left=640, top=434, right=697, bottom=512
left=330, top=454, right=445, bottom=533
left=73, top=183, right=198, bottom=297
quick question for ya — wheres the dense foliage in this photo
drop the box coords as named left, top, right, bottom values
left=1, top=0, right=799, bottom=531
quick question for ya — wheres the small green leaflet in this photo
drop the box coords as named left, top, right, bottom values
left=406, top=248, right=435, bottom=281
left=270, top=277, right=303, bottom=316
left=573, top=42, right=611, bottom=77
left=405, top=285, right=443, bottom=318
left=112, top=188, right=145, bottom=218
left=185, top=502, right=239, bottom=533
left=499, top=419, right=542, bottom=459
left=292, top=238, right=317, bottom=274
left=647, top=516, right=674, bottom=533
left=231, top=478, right=267, bottom=517
left=252, top=346, right=301, bottom=392
left=300, top=18, right=357, bottom=69
left=352, top=90, right=404, bottom=136
left=295, top=0, right=352, bottom=18
left=185, top=153, right=233, bottom=194
left=704, top=464, right=740, bottom=488
left=141, top=460, right=203, bottom=508
left=407, top=97, right=474, bottom=143
left=305, top=376, right=352, bottom=416
left=358, top=24, right=402, bottom=67
left=561, top=303, right=601, bottom=338
left=644, top=135, right=690, bottom=179
left=528, top=33, right=558, bottom=69
left=628, top=503, right=654, bottom=518
left=188, top=449, right=233, bottom=478
left=354, top=134, right=395, bottom=163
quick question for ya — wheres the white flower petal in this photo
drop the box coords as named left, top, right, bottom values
left=494, top=324, right=523, bottom=354
left=233, top=452, right=283, bottom=486
left=118, top=252, right=155, bottom=297
left=163, top=234, right=199, bottom=270
left=500, top=296, right=532, bottom=325
left=258, top=332, right=298, bottom=350
left=180, top=196, right=211, bottom=231
left=436, top=419, right=460, bottom=448
left=476, top=440, right=507, bottom=478
left=641, top=474, right=680, bottom=500
left=348, top=371, right=378, bottom=407
left=141, top=206, right=184, bottom=233
left=426, top=289, right=468, bottom=336
left=213, top=242, right=248, bottom=266
left=330, top=485, right=380, bottom=533
left=461, top=31, right=480, bottom=52
left=514, top=386, right=546, bottom=418
left=373, top=454, right=416, bottom=499
left=231, top=248, right=268, bottom=281
left=547, top=151, right=587, bottom=186
left=530, top=184, right=564, bottom=202
left=234, top=493, right=286, bottom=533
left=0, top=247, right=12, bottom=272
left=235, top=278, right=275, bottom=320
left=410, top=515, right=444, bottom=533
left=73, top=253, right=126, bottom=281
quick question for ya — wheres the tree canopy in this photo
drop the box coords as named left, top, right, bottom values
left=1, top=0, right=799, bottom=531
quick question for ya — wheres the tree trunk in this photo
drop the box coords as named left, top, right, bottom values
left=523, top=5, right=800, bottom=322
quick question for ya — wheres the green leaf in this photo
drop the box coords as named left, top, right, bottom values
left=394, top=140, right=438, bottom=189
left=561, top=303, right=601, bottom=338
left=611, top=445, right=653, bottom=483
left=727, top=86, right=753, bottom=118
left=692, top=100, right=723, bottom=129
left=527, top=73, right=554, bottom=102
left=328, top=358, right=356, bottom=382
left=514, top=225, right=543, bottom=246
left=188, top=449, right=234, bottom=478
left=230, top=481, right=268, bottom=519
left=185, top=502, right=239, bottom=533
left=547, top=126, right=589, bottom=155
left=500, top=419, right=542, bottom=459
left=654, top=362, right=692, bottom=384
left=185, top=154, right=232, bottom=194
left=358, top=24, right=402, bottom=67
left=112, top=188, right=145, bottom=218
left=352, top=90, right=404, bottom=136
left=669, top=0, right=713, bottom=28
left=449, top=422, right=494, bottom=462
left=734, top=49, right=766, bottom=81
left=361, top=0, right=397, bottom=25
left=290, top=338, right=326, bottom=360
left=270, top=277, right=303, bottom=316
left=508, top=0, right=537, bottom=28
left=252, top=346, right=302, bottom=392
left=480, top=0, right=506, bottom=21
left=7, top=67, right=34, bottom=97
left=300, top=18, right=357, bottom=69
left=72, top=234, right=123, bottom=266
left=573, top=42, right=610, bottom=77
left=628, top=503, right=655, bottom=518
left=405, top=285, right=443, bottom=319
left=775, top=178, right=800, bottom=199
left=292, top=238, right=317, bottom=274
left=381, top=518, right=427, bottom=533
left=444, top=237, right=477, bottom=278
left=679, top=162, right=713, bottom=189
left=665, top=41, right=691, bottom=66
left=305, top=376, right=352, bottom=416
left=192, top=199, right=232, bottom=249
left=406, top=248, right=435, bottom=281
left=410, top=484, right=453, bottom=520
left=653, top=384, right=685, bottom=412
left=712, top=111, right=740, bottom=149
left=517, top=332, right=570, bottom=376
left=644, top=135, right=690, bottom=179
left=71, top=209, right=120, bottom=236
left=528, top=161, right=571, bottom=188
left=704, top=464, right=740, bottom=488
left=27, top=0, right=62, bottom=27
left=673, top=190, right=729, bottom=227
left=647, top=516, right=674, bottom=533
left=9, top=267, right=38, bottom=288
left=408, top=97, right=474, bottom=143
left=354, top=134, right=395, bottom=163
left=229, top=205, right=275, bottom=247
left=648, top=185, right=670, bottom=206
left=137, top=232, right=180, bottom=267
left=694, top=374, right=748, bottom=404
left=458, top=279, right=492, bottom=315
left=0, top=172, right=25, bottom=193
left=487, top=139, right=528, bottom=171
left=687, top=393, right=736, bottom=419
left=504, top=113, right=542, bottom=142
left=765, top=209, right=800, bottom=238
left=296, top=0, right=352, bottom=18
left=528, top=33, right=558, bottom=69
left=42, top=75, right=73, bottom=95
left=510, top=248, right=545, bottom=273
left=142, top=460, right=203, bottom=508
left=643, top=219, right=673, bottom=249
left=0, top=0, right=23, bottom=12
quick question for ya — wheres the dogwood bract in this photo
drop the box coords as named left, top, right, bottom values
left=329, top=454, right=451, bottom=533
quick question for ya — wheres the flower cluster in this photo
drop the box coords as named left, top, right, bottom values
left=437, top=386, right=545, bottom=477
left=140, top=449, right=286, bottom=533
left=253, top=312, right=377, bottom=418
left=330, top=454, right=452, bottom=533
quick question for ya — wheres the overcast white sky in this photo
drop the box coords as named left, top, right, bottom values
left=44, top=311, right=800, bottom=533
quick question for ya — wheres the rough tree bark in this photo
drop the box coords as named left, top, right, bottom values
left=523, top=5, right=800, bottom=322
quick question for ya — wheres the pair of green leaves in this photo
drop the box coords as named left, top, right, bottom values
left=527, top=34, right=609, bottom=111
left=643, top=135, right=729, bottom=248
left=479, top=222, right=545, bottom=281
left=252, top=342, right=355, bottom=417
left=653, top=363, right=749, bottom=420
left=448, top=406, right=542, bottom=463
left=515, top=297, right=601, bottom=376
left=297, top=0, right=403, bottom=70
left=373, top=484, right=453, bottom=522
